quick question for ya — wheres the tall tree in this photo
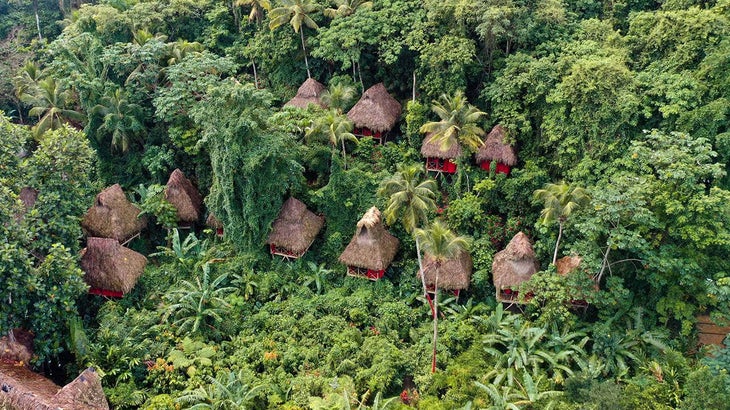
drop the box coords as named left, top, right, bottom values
left=19, top=77, right=84, bottom=138
left=305, top=110, right=357, bottom=169
left=320, top=82, right=356, bottom=113
left=533, top=181, right=590, bottom=265
left=268, top=0, right=320, bottom=79
left=323, top=0, right=372, bottom=18
left=236, top=0, right=271, bottom=24
left=91, top=88, right=145, bottom=153
left=419, top=90, right=486, bottom=156
left=416, top=220, right=470, bottom=373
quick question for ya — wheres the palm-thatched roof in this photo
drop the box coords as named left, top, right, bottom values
left=0, top=365, right=108, bottom=410
left=492, top=232, right=538, bottom=290
left=267, top=197, right=324, bottom=254
left=420, top=132, right=462, bottom=159
left=0, top=329, right=33, bottom=364
left=347, top=83, right=402, bottom=132
left=339, top=207, right=400, bottom=271
left=80, top=237, right=147, bottom=295
left=81, top=184, right=147, bottom=243
left=165, top=168, right=203, bottom=223
left=475, top=125, right=517, bottom=166
left=285, top=78, right=327, bottom=108
left=556, top=255, right=582, bottom=276
left=418, top=250, right=473, bottom=290
left=206, top=212, right=223, bottom=229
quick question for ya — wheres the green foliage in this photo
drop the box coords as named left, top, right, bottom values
left=137, top=184, right=178, bottom=229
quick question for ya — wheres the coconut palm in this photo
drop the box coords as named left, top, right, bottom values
left=91, top=88, right=145, bottom=152
left=416, top=220, right=471, bottom=373
left=20, top=77, right=85, bottom=138
left=320, top=82, right=356, bottom=113
left=377, top=164, right=438, bottom=298
left=533, top=181, right=590, bottom=264
left=268, top=0, right=320, bottom=79
left=419, top=91, right=486, bottom=156
left=323, top=0, right=372, bottom=18
left=305, top=110, right=358, bottom=169
left=236, top=0, right=271, bottom=24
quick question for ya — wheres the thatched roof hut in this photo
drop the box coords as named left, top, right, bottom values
left=81, top=184, right=147, bottom=243
left=285, top=78, right=326, bottom=108
left=556, top=255, right=582, bottom=276
left=418, top=250, right=473, bottom=291
left=0, top=365, right=108, bottom=410
left=492, top=232, right=538, bottom=301
left=347, top=83, right=402, bottom=133
left=81, top=237, right=147, bottom=297
left=339, top=207, right=399, bottom=279
left=421, top=133, right=462, bottom=160
left=206, top=213, right=223, bottom=229
left=267, top=197, right=324, bottom=258
left=165, top=168, right=203, bottom=223
left=475, top=125, right=516, bottom=174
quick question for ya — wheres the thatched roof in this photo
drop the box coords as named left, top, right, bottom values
left=420, top=132, right=462, bottom=159
left=0, top=365, right=108, bottom=410
left=347, top=83, right=402, bottom=132
left=13, top=187, right=37, bottom=221
left=0, top=329, right=33, bottom=364
left=267, top=197, right=324, bottom=254
left=285, top=78, right=326, bottom=108
left=492, top=232, right=538, bottom=289
left=80, top=237, right=147, bottom=294
left=81, top=184, right=147, bottom=243
left=475, top=125, right=517, bottom=166
left=556, top=255, right=582, bottom=276
left=165, top=168, right=203, bottom=223
left=418, top=250, right=473, bottom=290
left=339, top=207, right=400, bottom=271
left=206, top=212, right=223, bottom=229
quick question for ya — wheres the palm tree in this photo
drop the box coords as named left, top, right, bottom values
left=236, top=0, right=271, bottom=24
left=419, top=91, right=486, bottom=156
left=533, top=181, right=590, bottom=264
left=416, top=220, right=471, bottom=373
left=20, top=77, right=85, bottom=138
left=268, top=0, right=320, bottom=79
left=320, top=82, right=356, bottom=113
left=91, top=88, right=145, bottom=153
left=305, top=110, right=358, bottom=169
left=377, top=164, right=438, bottom=299
left=323, top=0, right=372, bottom=18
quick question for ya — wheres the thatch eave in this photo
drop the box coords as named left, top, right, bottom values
left=475, top=124, right=517, bottom=166
left=267, top=197, right=324, bottom=254
left=346, top=83, right=402, bottom=132
left=418, top=251, right=473, bottom=290
left=338, top=207, right=400, bottom=271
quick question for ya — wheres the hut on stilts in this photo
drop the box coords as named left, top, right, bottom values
left=475, top=125, right=517, bottom=175
left=81, top=184, right=147, bottom=244
left=339, top=207, right=399, bottom=280
left=81, top=237, right=147, bottom=298
left=165, top=169, right=203, bottom=227
left=347, top=83, right=402, bottom=144
left=421, top=132, right=461, bottom=174
left=0, top=365, right=108, bottom=410
left=285, top=78, right=327, bottom=109
left=418, top=250, right=473, bottom=299
left=266, top=197, right=324, bottom=259
left=492, top=232, right=539, bottom=305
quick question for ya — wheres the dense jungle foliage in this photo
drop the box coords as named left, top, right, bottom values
left=2, top=0, right=730, bottom=408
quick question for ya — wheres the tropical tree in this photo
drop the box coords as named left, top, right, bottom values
left=268, top=0, right=320, bottom=79
left=91, top=88, right=145, bottom=153
left=19, top=77, right=84, bottom=138
left=377, top=164, right=438, bottom=298
left=323, top=0, right=372, bottom=18
left=305, top=110, right=358, bottom=169
left=236, top=0, right=271, bottom=24
left=533, top=181, right=590, bottom=264
left=320, top=82, right=356, bottom=113
left=416, top=220, right=470, bottom=373
left=419, top=91, right=486, bottom=156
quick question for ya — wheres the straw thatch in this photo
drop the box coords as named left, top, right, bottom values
left=492, top=232, right=539, bottom=290
left=418, top=251, right=473, bottom=290
left=475, top=125, right=517, bottom=166
left=347, top=83, right=402, bottom=132
left=81, top=184, right=147, bottom=243
left=267, top=197, right=324, bottom=254
left=206, top=213, right=223, bottom=229
left=0, top=365, right=108, bottom=410
left=80, top=237, right=147, bottom=295
left=0, top=329, right=33, bottom=364
left=420, top=132, right=462, bottom=159
left=339, top=207, right=400, bottom=271
left=165, top=169, right=203, bottom=223
left=13, top=187, right=37, bottom=221
left=556, top=255, right=582, bottom=276
left=285, top=78, right=326, bottom=108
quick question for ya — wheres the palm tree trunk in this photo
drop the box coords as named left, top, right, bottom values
left=412, top=70, right=416, bottom=102
left=431, top=269, right=439, bottom=373
left=357, top=61, right=364, bottom=93
left=341, top=137, right=347, bottom=169
left=252, top=58, right=259, bottom=89
left=552, top=221, right=563, bottom=265
left=33, top=0, right=42, bottom=40
left=415, top=237, right=433, bottom=315
left=300, top=29, right=311, bottom=79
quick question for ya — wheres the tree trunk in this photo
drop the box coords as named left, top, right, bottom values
left=415, top=237, right=433, bottom=315
left=341, top=137, right=347, bottom=169
left=33, top=0, right=42, bottom=40
left=431, top=268, right=439, bottom=373
left=552, top=221, right=563, bottom=265
left=412, top=70, right=416, bottom=102
left=300, top=29, right=311, bottom=79
left=596, top=242, right=611, bottom=285
left=357, top=60, right=364, bottom=94
left=252, top=58, right=259, bottom=89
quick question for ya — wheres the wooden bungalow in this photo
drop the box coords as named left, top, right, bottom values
left=339, top=207, right=399, bottom=280
left=0, top=365, right=108, bottom=410
left=492, top=232, right=539, bottom=304
left=421, top=132, right=461, bottom=174
left=81, top=237, right=147, bottom=298
left=81, top=184, right=147, bottom=244
left=347, top=83, right=402, bottom=144
left=418, top=250, right=473, bottom=298
left=284, top=78, right=327, bottom=109
left=165, top=168, right=203, bottom=226
left=266, top=197, right=324, bottom=259
left=206, top=213, right=224, bottom=237
left=475, top=125, right=516, bottom=175
left=696, top=315, right=730, bottom=348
